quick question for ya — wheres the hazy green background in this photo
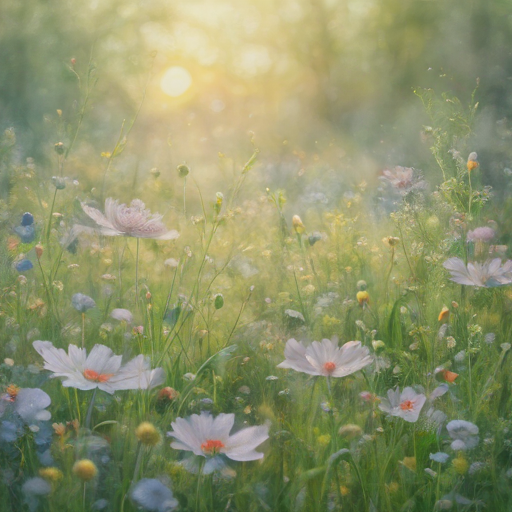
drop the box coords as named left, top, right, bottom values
left=2, top=0, right=512, bottom=194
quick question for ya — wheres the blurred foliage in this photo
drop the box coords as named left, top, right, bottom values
left=2, top=0, right=512, bottom=190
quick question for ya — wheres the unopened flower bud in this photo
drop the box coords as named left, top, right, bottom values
left=292, top=215, right=306, bottom=234
left=35, top=244, right=44, bottom=258
left=54, top=142, right=65, bottom=155
left=135, top=422, right=160, bottom=446
left=177, top=164, right=190, bottom=178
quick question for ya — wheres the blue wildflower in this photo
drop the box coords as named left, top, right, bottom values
left=21, top=212, right=34, bottom=226
left=14, top=225, right=35, bottom=243
left=15, top=259, right=33, bottom=272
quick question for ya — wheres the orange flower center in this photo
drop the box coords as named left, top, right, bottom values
left=324, top=361, right=336, bottom=373
left=400, top=400, right=414, bottom=411
left=83, top=369, right=113, bottom=383
left=200, top=439, right=225, bottom=455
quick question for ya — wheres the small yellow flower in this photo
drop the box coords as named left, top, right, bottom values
left=73, top=459, right=98, bottom=481
left=135, top=422, right=160, bottom=447
left=39, top=467, right=63, bottom=482
left=400, top=456, right=416, bottom=472
left=452, top=455, right=469, bottom=475
left=292, top=215, right=306, bottom=234
left=317, top=434, right=331, bottom=447
left=356, top=291, right=370, bottom=305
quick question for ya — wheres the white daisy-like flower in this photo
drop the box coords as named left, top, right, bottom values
left=446, top=420, right=479, bottom=451
left=168, top=412, right=269, bottom=474
left=277, top=338, right=372, bottom=378
left=443, top=257, right=512, bottom=287
left=78, top=198, right=179, bottom=240
left=378, top=386, right=426, bottom=423
left=109, top=355, right=165, bottom=390
left=32, top=341, right=164, bottom=394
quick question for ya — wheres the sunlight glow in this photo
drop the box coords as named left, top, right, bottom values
left=160, top=66, right=192, bottom=97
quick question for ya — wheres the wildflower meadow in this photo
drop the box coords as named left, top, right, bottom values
left=3, top=1, right=512, bottom=511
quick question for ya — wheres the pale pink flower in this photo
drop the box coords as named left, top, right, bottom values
left=33, top=341, right=164, bottom=394
left=277, top=338, right=372, bottom=378
left=168, top=412, right=269, bottom=474
left=78, top=198, right=179, bottom=240
left=380, top=166, right=426, bottom=195
left=378, top=386, right=426, bottom=423
left=467, top=227, right=495, bottom=243
left=443, top=257, right=512, bottom=287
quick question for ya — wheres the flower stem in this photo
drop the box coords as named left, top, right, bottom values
left=85, top=388, right=97, bottom=430
left=183, top=175, right=187, bottom=217
left=81, top=313, right=85, bottom=349
left=195, top=459, right=204, bottom=512
left=132, top=442, right=142, bottom=482
left=135, top=237, right=140, bottom=308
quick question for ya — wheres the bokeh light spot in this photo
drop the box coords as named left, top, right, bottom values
left=160, top=66, right=192, bottom=97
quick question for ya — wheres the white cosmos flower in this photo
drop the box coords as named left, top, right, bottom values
left=33, top=341, right=164, bottom=394
left=109, top=354, right=165, bottom=390
left=168, top=412, right=269, bottom=474
left=78, top=198, right=179, bottom=240
left=277, top=338, right=372, bottom=378
left=378, top=386, right=426, bottom=423
left=443, top=257, right=512, bottom=287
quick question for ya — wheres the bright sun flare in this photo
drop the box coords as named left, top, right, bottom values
left=160, top=66, right=192, bottom=97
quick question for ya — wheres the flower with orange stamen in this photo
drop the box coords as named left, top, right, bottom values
left=378, top=386, right=426, bottom=423
left=169, top=412, right=269, bottom=474
left=33, top=341, right=164, bottom=394
left=277, top=338, right=372, bottom=378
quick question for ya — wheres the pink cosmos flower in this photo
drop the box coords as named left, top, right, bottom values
left=277, top=338, right=372, bottom=378
left=378, top=386, right=426, bottom=423
left=467, top=227, right=495, bottom=243
left=380, top=166, right=426, bottom=195
left=79, top=198, right=179, bottom=240
left=33, top=341, right=164, bottom=394
left=443, top=257, right=512, bottom=287
left=168, top=412, right=269, bottom=474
